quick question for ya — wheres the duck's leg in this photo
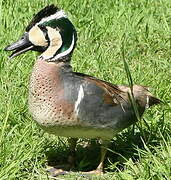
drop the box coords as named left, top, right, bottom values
left=47, top=138, right=77, bottom=177
left=96, top=140, right=109, bottom=173
left=82, top=140, right=109, bottom=175
left=67, top=138, right=78, bottom=169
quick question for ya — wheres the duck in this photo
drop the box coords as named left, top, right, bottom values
left=5, top=4, right=160, bottom=175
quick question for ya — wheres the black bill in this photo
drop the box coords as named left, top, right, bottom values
left=4, top=32, right=34, bottom=59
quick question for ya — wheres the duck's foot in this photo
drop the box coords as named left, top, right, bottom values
left=81, top=169, right=103, bottom=175
left=47, top=164, right=103, bottom=177
left=46, top=166, right=70, bottom=176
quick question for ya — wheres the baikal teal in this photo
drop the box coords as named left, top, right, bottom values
left=5, top=4, right=161, bottom=176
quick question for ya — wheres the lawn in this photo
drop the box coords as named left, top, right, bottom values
left=0, top=0, right=171, bottom=179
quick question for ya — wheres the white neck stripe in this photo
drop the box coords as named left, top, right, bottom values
left=53, top=34, right=75, bottom=60
left=37, top=10, right=67, bottom=25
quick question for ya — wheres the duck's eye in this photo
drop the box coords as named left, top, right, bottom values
left=38, top=25, right=50, bottom=45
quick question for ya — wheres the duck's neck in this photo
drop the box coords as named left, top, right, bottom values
left=34, top=58, right=73, bottom=73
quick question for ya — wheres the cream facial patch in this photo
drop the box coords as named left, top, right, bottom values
left=29, top=25, right=48, bottom=46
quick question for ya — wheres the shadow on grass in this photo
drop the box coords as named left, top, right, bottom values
left=43, top=116, right=168, bottom=173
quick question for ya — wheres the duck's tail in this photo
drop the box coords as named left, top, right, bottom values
left=148, top=94, right=161, bottom=107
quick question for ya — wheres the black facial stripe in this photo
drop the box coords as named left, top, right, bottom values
left=38, top=25, right=50, bottom=46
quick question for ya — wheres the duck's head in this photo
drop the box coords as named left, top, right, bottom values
left=5, top=4, right=77, bottom=62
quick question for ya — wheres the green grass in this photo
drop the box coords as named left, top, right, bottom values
left=0, top=0, right=171, bottom=179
